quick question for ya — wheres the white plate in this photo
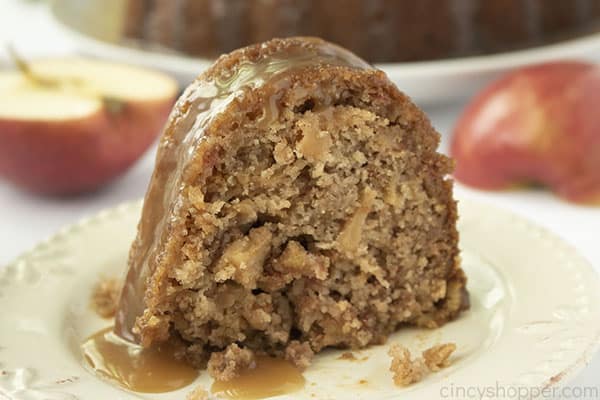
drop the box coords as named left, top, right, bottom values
left=48, top=0, right=600, bottom=105
left=0, top=199, right=599, bottom=400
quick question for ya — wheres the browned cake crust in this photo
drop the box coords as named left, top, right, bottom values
left=122, top=0, right=600, bottom=63
left=537, top=0, right=580, bottom=36
left=475, top=0, right=533, bottom=52
left=115, top=37, right=468, bottom=368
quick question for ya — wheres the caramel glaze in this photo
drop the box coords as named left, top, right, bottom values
left=115, top=37, right=371, bottom=344
left=81, top=327, right=199, bottom=393
left=82, top=329, right=303, bottom=397
left=211, top=356, right=305, bottom=399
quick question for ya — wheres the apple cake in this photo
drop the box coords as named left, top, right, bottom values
left=122, top=0, right=600, bottom=62
left=115, top=37, right=468, bottom=373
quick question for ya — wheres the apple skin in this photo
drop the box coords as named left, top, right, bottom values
left=0, top=98, right=174, bottom=195
left=451, top=61, right=600, bottom=205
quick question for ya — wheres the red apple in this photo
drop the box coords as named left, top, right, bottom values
left=0, top=58, right=179, bottom=195
left=451, top=61, right=600, bottom=205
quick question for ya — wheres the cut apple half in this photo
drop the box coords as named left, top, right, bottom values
left=0, top=57, right=179, bottom=195
left=29, top=58, right=179, bottom=102
left=0, top=74, right=101, bottom=120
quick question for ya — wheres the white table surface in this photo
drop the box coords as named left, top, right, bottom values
left=1, top=0, right=599, bottom=396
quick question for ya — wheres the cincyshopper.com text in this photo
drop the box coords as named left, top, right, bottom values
left=440, top=382, right=600, bottom=399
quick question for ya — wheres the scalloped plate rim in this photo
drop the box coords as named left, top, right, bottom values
left=0, top=198, right=599, bottom=400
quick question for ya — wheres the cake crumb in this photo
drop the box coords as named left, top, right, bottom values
left=274, top=241, right=329, bottom=280
left=273, top=142, right=295, bottom=165
left=338, top=352, right=357, bottom=361
left=207, top=344, right=256, bottom=381
left=422, top=343, right=456, bottom=371
left=337, top=187, right=376, bottom=255
left=284, top=340, right=314, bottom=370
left=213, top=227, right=272, bottom=289
left=388, top=342, right=457, bottom=387
left=296, top=118, right=332, bottom=162
left=186, top=386, right=209, bottom=400
left=91, top=277, right=120, bottom=318
left=388, top=344, right=427, bottom=387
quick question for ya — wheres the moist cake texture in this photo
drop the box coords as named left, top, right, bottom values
left=115, top=37, right=468, bottom=370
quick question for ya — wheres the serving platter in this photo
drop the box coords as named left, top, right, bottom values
left=49, top=0, right=600, bottom=105
left=1, top=199, right=599, bottom=399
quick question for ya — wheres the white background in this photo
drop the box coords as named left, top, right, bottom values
left=0, top=0, right=598, bottom=395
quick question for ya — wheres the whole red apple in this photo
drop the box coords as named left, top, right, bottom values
left=0, top=58, right=179, bottom=195
left=451, top=61, right=600, bottom=204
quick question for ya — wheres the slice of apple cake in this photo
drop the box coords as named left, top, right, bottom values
left=115, top=37, right=468, bottom=374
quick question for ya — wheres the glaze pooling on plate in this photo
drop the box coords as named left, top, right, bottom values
left=0, top=200, right=599, bottom=399
left=81, top=327, right=199, bottom=393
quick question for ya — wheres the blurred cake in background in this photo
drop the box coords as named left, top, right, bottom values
left=122, top=0, right=600, bottom=63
